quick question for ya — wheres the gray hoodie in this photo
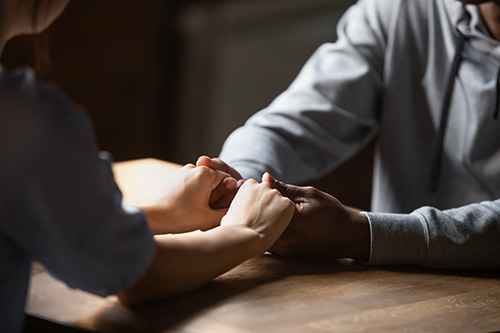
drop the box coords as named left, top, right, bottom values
left=219, top=0, right=500, bottom=269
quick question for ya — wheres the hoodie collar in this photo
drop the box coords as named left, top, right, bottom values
left=448, top=1, right=500, bottom=59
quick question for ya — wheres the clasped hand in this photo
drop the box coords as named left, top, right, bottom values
left=138, top=163, right=238, bottom=234
left=139, top=159, right=295, bottom=251
left=196, top=156, right=371, bottom=261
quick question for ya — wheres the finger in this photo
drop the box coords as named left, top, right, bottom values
left=209, top=177, right=237, bottom=206
left=196, top=156, right=217, bottom=169
left=196, top=156, right=227, bottom=172
left=224, top=177, right=237, bottom=191
left=243, top=178, right=258, bottom=186
left=211, top=158, right=232, bottom=173
left=269, top=177, right=304, bottom=202
left=210, top=192, right=237, bottom=209
left=211, top=178, right=245, bottom=208
left=195, top=166, right=232, bottom=187
left=262, top=172, right=277, bottom=187
left=190, top=168, right=235, bottom=208
left=198, top=156, right=242, bottom=180
left=235, top=179, right=258, bottom=194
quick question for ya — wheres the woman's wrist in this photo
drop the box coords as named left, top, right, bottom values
left=119, top=225, right=262, bottom=305
left=138, top=203, right=179, bottom=234
left=212, top=224, right=262, bottom=258
left=138, top=204, right=161, bottom=234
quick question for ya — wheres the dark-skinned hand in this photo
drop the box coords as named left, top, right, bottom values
left=266, top=175, right=370, bottom=261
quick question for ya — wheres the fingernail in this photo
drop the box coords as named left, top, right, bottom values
left=225, top=178, right=237, bottom=190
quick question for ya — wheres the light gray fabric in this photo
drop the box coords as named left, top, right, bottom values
left=0, top=67, right=156, bottom=331
left=219, top=0, right=500, bottom=269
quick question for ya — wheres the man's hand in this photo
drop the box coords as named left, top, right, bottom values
left=266, top=175, right=370, bottom=261
left=196, top=156, right=244, bottom=209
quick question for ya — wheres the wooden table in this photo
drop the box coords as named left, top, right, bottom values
left=26, top=159, right=500, bottom=332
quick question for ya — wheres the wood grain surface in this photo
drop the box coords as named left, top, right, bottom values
left=26, top=159, right=500, bottom=332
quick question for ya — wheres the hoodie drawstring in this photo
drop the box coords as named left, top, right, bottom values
left=428, top=32, right=466, bottom=192
left=494, top=66, right=500, bottom=120
left=428, top=5, right=500, bottom=192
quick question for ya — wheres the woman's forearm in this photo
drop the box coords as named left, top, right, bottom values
left=119, top=177, right=295, bottom=305
left=117, top=225, right=260, bottom=305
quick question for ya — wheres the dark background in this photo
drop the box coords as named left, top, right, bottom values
left=1, top=0, right=374, bottom=210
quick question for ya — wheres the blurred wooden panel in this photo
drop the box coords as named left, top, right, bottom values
left=2, top=0, right=170, bottom=161
left=171, top=0, right=355, bottom=164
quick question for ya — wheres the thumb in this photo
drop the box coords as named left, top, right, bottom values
left=208, top=177, right=237, bottom=206
left=262, top=172, right=303, bottom=202
left=196, top=155, right=217, bottom=169
left=199, top=207, right=228, bottom=231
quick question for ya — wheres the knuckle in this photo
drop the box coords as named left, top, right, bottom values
left=196, top=165, right=210, bottom=172
left=270, top=188, right=281, bottom=196
left=246, top=178, right=258, bottom=184
left=304, top=186, right=316, bottom=196
left=191, top=166, right=211, bottom=179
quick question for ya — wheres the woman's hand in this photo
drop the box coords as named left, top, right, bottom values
left=220, top=173, right=295, bottom=255
left=196, top=156, right=242, bottom=180
left=119, top=173, right=294, bottom=305
left=139, top=164, right=237, bottom=234
left=196, top=156, right=244, bottom=209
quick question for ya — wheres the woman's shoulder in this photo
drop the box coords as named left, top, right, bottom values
left=0, top=66, right=90, bottom=137
left=0, top=66, right=78, bottom=119
left=0, top=66, right=95, bottom=172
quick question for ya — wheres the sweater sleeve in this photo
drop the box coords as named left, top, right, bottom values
left=366, top=199, right=500, bottom=269
left=219, top=0, right=391, bottom=183
left=0, top=80, right=156, bottom=297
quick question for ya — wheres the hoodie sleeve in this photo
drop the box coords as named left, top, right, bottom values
left=219, top=0, right=392, bottom=183
left=366, top=199, right=500, bottom=269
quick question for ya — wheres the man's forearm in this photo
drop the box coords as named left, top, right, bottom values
left=366, top=199, right=500, bottom=269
